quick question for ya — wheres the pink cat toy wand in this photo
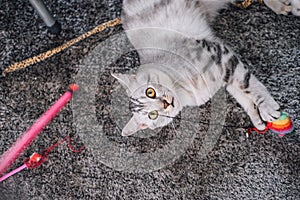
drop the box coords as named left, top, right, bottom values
left=0, top=84, right=79, bottom=175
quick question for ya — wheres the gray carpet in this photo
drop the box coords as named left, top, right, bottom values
left=0, top=0, right=300, bottom=199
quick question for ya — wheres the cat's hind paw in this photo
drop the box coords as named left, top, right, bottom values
left=290, top=0, right=300, bottom=16
left=264, top=0, right=292, bottom=15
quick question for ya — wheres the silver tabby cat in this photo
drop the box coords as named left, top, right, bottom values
left=112, top=0, right=300, bottom=136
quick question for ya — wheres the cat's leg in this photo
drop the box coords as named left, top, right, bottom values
left=200, top=40, right=281, bottom=130
left=226, top=84, right=267, bottom=130
left=220, top=50, right=281, bottom=129
left=225, top=69, right=281, bottom=129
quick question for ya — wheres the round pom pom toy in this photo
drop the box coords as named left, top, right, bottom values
left=267, top=112, right=294, bottom=137
left=247, top=112, right=294, bottom=137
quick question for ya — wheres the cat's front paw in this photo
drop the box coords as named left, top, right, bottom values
left=250, top=100, right=281, bottom=130
left=257, top=100, right=281, bottom=121
left=264, top=0, right=292, bottom=15
left=252, top=96, right=280, bottom=131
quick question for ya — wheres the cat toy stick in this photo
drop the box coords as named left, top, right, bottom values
left=0, top=84, right=79, bottom=175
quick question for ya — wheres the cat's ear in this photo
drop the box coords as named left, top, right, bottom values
left=121, top=114, right=148, bottom=136
left=111, top=73, right=136, bottom=95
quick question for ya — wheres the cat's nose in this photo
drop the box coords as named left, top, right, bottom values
left=163, top=98, right=174, bottom=109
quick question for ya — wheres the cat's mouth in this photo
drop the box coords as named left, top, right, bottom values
left=163, top=97, right=175, bottom=109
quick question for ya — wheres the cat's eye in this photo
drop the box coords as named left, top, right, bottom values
left=148, top=110, right=158, bottom=120
left=146, top=87, right=156, bottom=98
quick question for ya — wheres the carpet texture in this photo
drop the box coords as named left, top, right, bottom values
left=0, top=0, right=299, bottom=199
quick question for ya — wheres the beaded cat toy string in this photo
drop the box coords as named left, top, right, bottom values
left=1, top=18, right=122, bottom=78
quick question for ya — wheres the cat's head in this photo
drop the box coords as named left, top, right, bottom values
left=112, top=69, right=182, bottom=136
